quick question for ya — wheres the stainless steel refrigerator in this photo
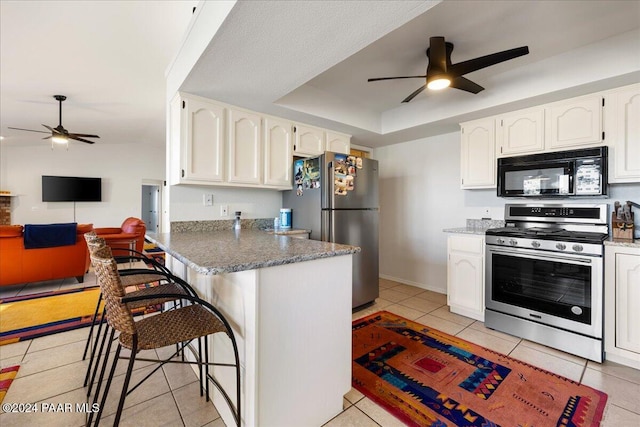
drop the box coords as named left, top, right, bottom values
left=282, top=152, right=379, bottom=308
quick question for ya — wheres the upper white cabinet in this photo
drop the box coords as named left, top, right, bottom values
left=325, top=131, right=351, bottom=155
left=170, top=92, right=352, bottom=189
left=294, top=125, right=325, bottom=157
left=264, top=117, right=294, bottom=187
left=447, top=234, right=485, bottom=321
left=460, top=118, right=496, bottom=189
left=170, top=93, right=225, bottom=185
left=606, top=84, right=640, bottom=183
left=228, top=108, right=262, bottom=185
left=604, top=244, right=640, bottom=369
left=545, top=95, right=603, bottom=149
left=496, top=108, right=545, bottom=156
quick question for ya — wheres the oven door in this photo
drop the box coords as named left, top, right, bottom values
left=485, top=245, right=602, bottom=338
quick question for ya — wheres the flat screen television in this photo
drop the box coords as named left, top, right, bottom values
left=42, top=175, right=102, bottom=202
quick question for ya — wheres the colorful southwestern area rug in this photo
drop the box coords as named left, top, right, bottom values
left=352, top=311, right=608, bottom=427
left=0, top=285, right=160, bottom=345
left=0, top=365, right=20, bottom=404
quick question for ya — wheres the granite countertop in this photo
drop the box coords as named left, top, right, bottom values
left=264, top=228, right=311, bottom=236
left=443, top=219, right=505, bottom=235
left=146, top=229, right=359, bottom=275
left=604, top=238, right=640, bottom=249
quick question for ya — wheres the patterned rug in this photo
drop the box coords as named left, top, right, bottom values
left=0, top=365, right=19, bottom=404
left=352, top=311, right=608, bottom=427
left=0, top=285, right=160, bottom=345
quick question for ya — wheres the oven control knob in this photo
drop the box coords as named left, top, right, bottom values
left=556, top=243, right=566, bottom=251
left=531, top=241, right=541, bottom=248
left=509, top=239, right=518, bottom=246
left=496, top=238, right=505, bottom=244
left=571, top=306, right=583, bottom=316
left=572, top=244, right=584, bottom=252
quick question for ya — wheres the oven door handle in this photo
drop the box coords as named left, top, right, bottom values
left=488, top=247, right=593, bottom=264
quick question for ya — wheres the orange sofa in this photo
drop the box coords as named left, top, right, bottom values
left=94, top=217, right=146, bottom=258
left=0, top=223, right=93, bottom=287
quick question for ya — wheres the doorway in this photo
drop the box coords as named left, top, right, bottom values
left=141, top=182, right=161, bottom=234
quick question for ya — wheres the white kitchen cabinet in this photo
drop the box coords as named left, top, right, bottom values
left=263, top=117, right=293, bottom=188
left=447, top=234, right=485, bottom=321
left=605, top=244, right=640, bottom=369
left=606, top=84, right=640, bottom=183
left=460, top=118, right=496, bottom=189
left=325, top=131, right=351, bottom=154
left=294, top=124, right=325, bottom=157
left=496, top=108, right=545, bottom=156
left=546, top=95, right=603, bottom=150
left=228, top=108, right=261, bottom=185
left=170, top=93, right=225, bottom=184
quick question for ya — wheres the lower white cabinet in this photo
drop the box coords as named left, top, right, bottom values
left=604, top=244, right=640, bottom=369
left=447, top=234, right=485, bottom=321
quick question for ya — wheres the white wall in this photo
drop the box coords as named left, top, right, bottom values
left=0, top=142, right=164, bottom=227
left=168, top=185, right=282, bottom=221
left=374, top=132, right=640, bottom=294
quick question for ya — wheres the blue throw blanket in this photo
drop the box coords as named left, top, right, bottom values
left=24, top=223, right=78, bottom=249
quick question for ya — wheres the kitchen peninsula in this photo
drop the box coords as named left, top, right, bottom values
left=146, top=229, right=359, bottom=427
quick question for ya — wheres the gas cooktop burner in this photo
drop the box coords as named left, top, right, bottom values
left=486, top=227, right=608, bottom=244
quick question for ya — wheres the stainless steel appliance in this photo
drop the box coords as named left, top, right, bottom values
left=485, top=203, right=608, bottom=362
left=282, top=152, right=379, bottom=308
left=497, top=147, right=608, bottom=198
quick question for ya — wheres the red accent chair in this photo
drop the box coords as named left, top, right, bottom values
left=94, top=217, right=146, bottom=258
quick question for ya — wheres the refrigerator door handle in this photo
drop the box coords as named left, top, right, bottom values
left=327, top=161, right=335, bottom=211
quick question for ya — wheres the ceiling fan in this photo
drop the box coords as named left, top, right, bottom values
left=8, top=95, right=100, bottom=144
left=368, top=36, right=529, bottom=103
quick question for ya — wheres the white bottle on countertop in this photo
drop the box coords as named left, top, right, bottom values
left=234, top=211, right=242, bottom=230
left=274, top=217, right=280, bottom=230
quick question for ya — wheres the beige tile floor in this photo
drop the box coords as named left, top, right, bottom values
left=1, top=277, right=639, bottom=426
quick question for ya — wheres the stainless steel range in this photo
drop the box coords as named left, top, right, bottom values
left=485, top=203, right=608, bottom=362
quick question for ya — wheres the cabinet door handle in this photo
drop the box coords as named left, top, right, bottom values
left=181, top=169, right=185, bottom=178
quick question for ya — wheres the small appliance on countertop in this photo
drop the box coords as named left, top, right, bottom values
left=612, top=200, right=637, bottom=240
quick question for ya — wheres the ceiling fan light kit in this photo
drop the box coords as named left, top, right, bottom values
left=7, top=95, right=100, bottom=146
left=368, top=36, right=529, bottom=102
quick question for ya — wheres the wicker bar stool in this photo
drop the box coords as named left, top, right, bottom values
left=83, top=233, right=196, bottom=396
left=87, top=247, right=241, bottom=427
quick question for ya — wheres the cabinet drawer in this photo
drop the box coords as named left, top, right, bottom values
left=448, top=235, right=484, bottom=254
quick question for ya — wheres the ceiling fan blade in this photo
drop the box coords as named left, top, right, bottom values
left=69, top=133, right=100, bottom=138
left=69, top=135, right=96, bottom=144
left=41, top=124, right=59, bottom=133
left=449, top=46, right=529, bottom=76
left=42, top=136, right=52, bottom=140
left=427, top=36, right=448, bottom=73
left=368, top=75, right=426, bottom=82
left=7, top=126, right=50, bottom=134
left=450, top=76, right=484, bottom=94
left=402, top=84, right=427, bottom=103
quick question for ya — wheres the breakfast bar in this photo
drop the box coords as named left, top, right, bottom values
left=146, top=229, right=358, bottom=427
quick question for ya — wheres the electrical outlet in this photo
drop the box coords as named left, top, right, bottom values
left=482, top=207, right=491, bottom=218
left=203, top=194, right=214, bottom=206
left=220, top=205, right=229, bottom=217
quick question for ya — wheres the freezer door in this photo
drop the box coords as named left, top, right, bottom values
left=323, top=152, right=379, bottom=210
left=324, top=209, right=379, bottom=308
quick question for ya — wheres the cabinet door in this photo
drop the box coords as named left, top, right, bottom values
left=183, top=96, right=225, bottom=183
left=611, top=86, right=640, bottom=182
left=460, top=119, right=496, bottom=189
left=294, top=125, right=325, bottom=157
left=616, top=253, right=640, bottom=354
left=264, top=118, right=293, bottom=188
left=325, top=131, right=351, bottom=154
left=228, top=109, right=261, bottom=184
left=546, top=96, right=603, bottom=149
left=497, top=108, right=545, bottom=156
left=448, top=252, right=484, bottom=315
left=447, top=235, right=484, bottom=321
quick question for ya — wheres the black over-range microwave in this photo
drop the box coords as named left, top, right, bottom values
left=497, top=147, right=608, bottom=198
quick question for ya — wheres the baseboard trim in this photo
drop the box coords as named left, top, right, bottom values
left=379, top=274, right=446, bottom=295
